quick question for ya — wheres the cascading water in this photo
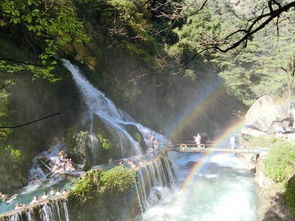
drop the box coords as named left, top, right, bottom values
left=138, top=153, right=258, bottom=221
left=25, top=143, right=66, bottom=194
left=62, top=60, right=165, bottom=161
left=135, top=157, right=175, bottom=214
left=4, top=200, right=70, bottom=221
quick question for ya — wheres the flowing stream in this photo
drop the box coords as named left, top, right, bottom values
left=138, top=152, right=257, bottom=221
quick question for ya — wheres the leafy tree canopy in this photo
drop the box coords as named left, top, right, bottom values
left=172, top=0, right=295, bottom=105
left=0, top=0, right=89, bottom=81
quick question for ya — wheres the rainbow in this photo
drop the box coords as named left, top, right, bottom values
left=125, top=80, right=248, bottom=218
left=178, top=119, right=245, bottom=191
left=167, top=81, right=226, bottom=141
left=164, top=78, right=247, bottom=190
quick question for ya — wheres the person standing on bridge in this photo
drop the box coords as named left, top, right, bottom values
left=193, top=133, right=201, bottom=147
left=230, top=136, right=236, bottom=149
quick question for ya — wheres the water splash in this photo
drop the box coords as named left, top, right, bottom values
left=25, top=144, right=65, bottom=194
left=135, top=157, right=175, bottom=213
left=139, top=153, right=257, bottom=221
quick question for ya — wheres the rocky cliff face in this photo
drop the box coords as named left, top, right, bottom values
left=242, top=95, right=293, bottom=136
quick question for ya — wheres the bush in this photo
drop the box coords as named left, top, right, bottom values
left=264, top=142, right=295, bottom=182
left=69, top=167, right=135, bottom=202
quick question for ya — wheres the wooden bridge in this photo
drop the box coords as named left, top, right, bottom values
left=166, top=141, right=269, bottom=154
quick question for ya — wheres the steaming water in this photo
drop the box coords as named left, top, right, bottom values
left=138, top=153, right=257, bottom=221
left=62, top=60, right=165, bottom=158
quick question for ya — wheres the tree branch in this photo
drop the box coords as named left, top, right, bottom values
left=0, top=112, right=61, bottom=129
left=122, top=0, right=151, bottom=23
left=0, top=58, right=46, bottom=67
left=179, top=0, right=295, bottom=72
left=0, top=79, right=16, bottom=90
left=213, top=1, right=295, bottom=53
left=160, top=0, right=206, bottom=40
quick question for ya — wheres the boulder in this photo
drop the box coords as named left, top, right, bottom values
left=244, top=96, right=292, bottom=133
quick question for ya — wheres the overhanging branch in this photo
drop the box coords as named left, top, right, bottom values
left=181, top=0, right=295, bottom=71
left=0, top=58, right=46, bottom=67
left=213, top=1, right=295, bottom=53
left=0, top=79, right=16, bottom=90
left=0, top=112, right=61, bottom=129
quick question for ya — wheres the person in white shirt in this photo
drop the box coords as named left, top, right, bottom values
left=230, top=136, right=236, bottom=149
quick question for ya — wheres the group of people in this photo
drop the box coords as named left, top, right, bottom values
left=119, top=159, right=145, bottom=169
left=28, top=150, right=75, bottom=187
left=14, top=188, right=68, bottom=210
left=146, top=133, right=160, bottom=149
left=145, top=133, right=160, bottom=156
left=51, top=150, right=75, bottom=175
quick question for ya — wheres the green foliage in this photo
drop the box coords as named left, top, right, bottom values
left=210, top=2, right=295, bottom=105
left=69, top=167, right=135, bottom=202
left=77, top=0, right=174, bottom=67
left=100, top=166, right=135, bottom=192
left=169, top=0, right=295, bottom=106
left=175, top=8, right=221, bottom=53
left=0, top=144, right=26, bottom=186
left=0, top=0, right=89, bottom=80
left=70, top=169, right=103, bottom=202
left=264, top=142, right=295, bottom=182
left=65, top=127, right=88, bottom=156
left=135, top=132, right=142, bottom=143
left=97, top=132, right=111, bottom=150
left=0, top=88, right=12, bottom=141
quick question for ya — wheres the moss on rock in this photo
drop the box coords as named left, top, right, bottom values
left=68, top=166, right=137, bottom=221
left=69, top=166, right=135, bottom=202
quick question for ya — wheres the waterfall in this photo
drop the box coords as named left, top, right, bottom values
left=62, top=60, right=165, bottom=160
left=135, top=156, right=175, bottom=213
left=62, top=201, right=69, bottom=221
left=4, top=200, right=69, bottom=221
left=139, top=153, right=258, bottom=221
left=6, top=214, right=21, bottom=221
left=26, top=209, right=33, bottom=221
left=40, top=204, right=55, bottom=221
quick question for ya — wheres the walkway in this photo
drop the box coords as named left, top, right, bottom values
left=167, top=141, right=269, bottom=154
